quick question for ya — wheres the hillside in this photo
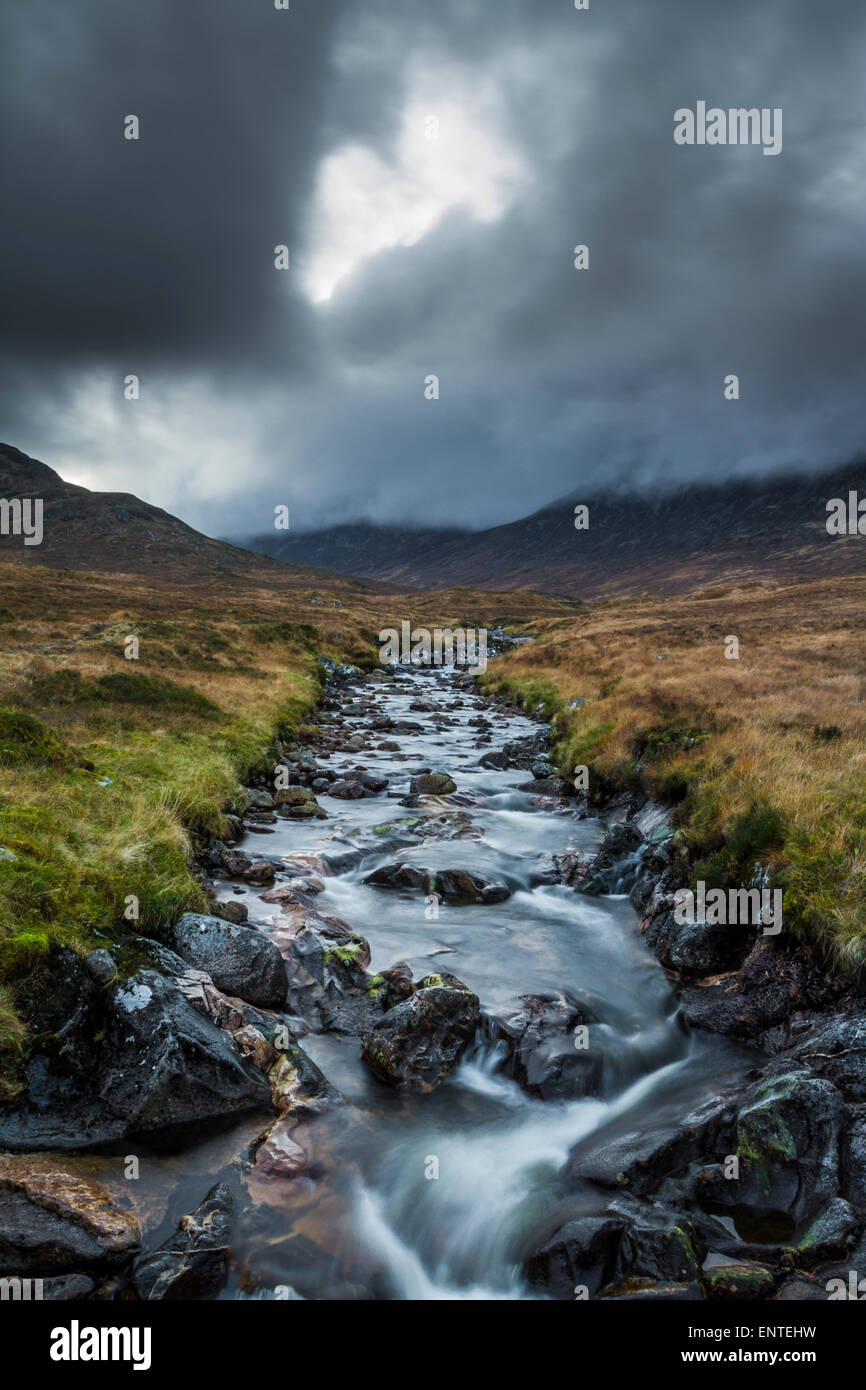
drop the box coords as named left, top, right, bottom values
left=0, top=444, right=361, bottom=591
left=243, top=467, right=866, bottom=598
left=245, top=520, right=468, bottom=577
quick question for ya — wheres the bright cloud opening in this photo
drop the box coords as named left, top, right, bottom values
left=304, top=95, right=524, bottom=303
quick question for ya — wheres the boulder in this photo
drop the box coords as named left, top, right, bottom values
left=694, top=1070, right=844, bottom=1224
left=279, top=916, right=386, bottom=1035
left=170, top=913, right=288, bottom=1009
left=410, top=772, right=457, bottom=795
left=328, top=779, right=368, bottom=799
left=363, top=862, right=510, bottom=903
left=781, top=1198, right=860, bottom=1269
left=492, top=993, right=600, bottom=1100
left=0, top=968, right=273, bottom=1151
left=784, top=1014, right=866, bottom=1101
left=99, top=972, right=274, bottom=1137
left=361, top=983, right=480, bottom=1093
left=645, top=909, right=744, bottom=976
left=477, top=751, right=509, bottom=770
left=84, top=949, right=117, bottom=985
left=610, top=1198, right=704, bottom=1285
left=525, top=1215, right=625, bottom=1299
left=0, top=1157, right=140, bottom=1276
left=212, top=899, right=249, bottom=925
left=678, top=940, right=812, bottom=1040
left=842, top=1113, right=866, bottom=1213
left=358, top=770, right=389, bottom=793
left=131, top=1184, right=232, bottom=1300
left=242, top=859, right=278, bottom=884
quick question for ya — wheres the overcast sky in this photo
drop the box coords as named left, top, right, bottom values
left=2, top=0, right=865, bottom=537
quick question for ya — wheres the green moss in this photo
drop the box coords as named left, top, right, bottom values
left=249, top=620, right=318, bottom=648
left=24, top=670, right=220, bottom=715
left=0, top=709, right=66, bottom=769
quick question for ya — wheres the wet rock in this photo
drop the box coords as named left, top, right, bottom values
left=0, top=1158, right=140, bottom=1275
left=279, top=916, right=384, bottom=1034
left=645, top=910, right=744, bottom=976
left=211, top=898, right=249, bottom=925
left=274, top=786, right=315, bottom=808
left=774, top=1275, right=828, bottom=1300
left=518, top=777, right=568, bottom=797
left=0, top=967, right=274, bottom=1151
left=601, top=1279, right=703, bottom=1301
left=410, top=772, right=457, bottom=795
left=531, top=758, right=555, bottom=780
left=701, top=1263, right=777, bottom=1300
left=414, top=811, right=482, bottom=843
left=782, top=1014, right=866, bottom=1101
left=267, top=1043, right=341, bottom=1116
left=43, top=1273, right=97, bottom=1300
left=678, top=941, right=812, bottom=1040
left=362, top=862, right=509, bottom=903
left=250, top=1119, right=309, bottom=1179
left=611, top=1199, right=704, bottom=1284
left=694, top=1071, right=844, bottom=1224
left=275, top=786, right=327, bottom=819
left=242, top=859, right=278, bottom=884
left=562, top=821, right=645, bottom=895
left=565, top=1090, right=737, bottom=1195
left=223, top=848, right=253, bottom=876
left=781, top=1198, right=860, bottom=1268
left=525, top=1215, right=625, bottom=1299
left=231, top=1025, right=279, bottom=1073
left=84, top=949, right=117, bottom=985
left=358, top=770, right=389, bottom=793
left=842, top=1114, right=866, bottom=1213
left=170, top=913, right=288, bottom=1009
left=329, top=778, right=367, bottom=799
left=378, top=960, right=415, bottom=1006
left=361, top=983, right=480, bottom=1093
left=491, top=993, right=600, bottom=1100
left=131, top=1184, right=232, bottom=1300
left=101, top=972, right=274, bottom=1133
left=477, top=750, right=509, bottom=770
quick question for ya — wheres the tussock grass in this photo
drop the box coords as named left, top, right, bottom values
left=480, top=574, right=866, bottom=968
left=0, top=560, right=570, bottom=1094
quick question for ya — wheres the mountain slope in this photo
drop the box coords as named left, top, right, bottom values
left=244, top=467, right=866, bottom=597
left=0, top=444, right=362, bottom=590
left=245, top=521, right=468, bottom=578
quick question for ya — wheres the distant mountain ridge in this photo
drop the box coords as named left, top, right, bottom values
left=5, top=442, right=865, bottom=599
left=242, top=466, right=866, bottom=597
left=246, top=520, right=468, bottom=578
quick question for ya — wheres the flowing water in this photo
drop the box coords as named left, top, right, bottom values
left=89, top=666, right=754, bottom=1299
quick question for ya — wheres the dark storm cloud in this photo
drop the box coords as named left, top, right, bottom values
left=1, top=0, right=865, bottom=535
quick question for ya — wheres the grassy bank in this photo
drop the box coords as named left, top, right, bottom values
left=481, top=574, right=866, bottom=970
left=0, top=563, right=386, bottom=1094
left=0, top=560, right=575, bottom=1095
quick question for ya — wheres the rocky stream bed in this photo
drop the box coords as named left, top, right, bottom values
left=2, top=658, right=866, bottom=1301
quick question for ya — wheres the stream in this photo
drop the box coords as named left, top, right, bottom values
left=192, top=663, right=755, bottom=1300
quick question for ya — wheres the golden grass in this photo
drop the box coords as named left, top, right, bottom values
left=0, top=557, right=573, bottom=1093
left=481, top=573, right=866, bottom=966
